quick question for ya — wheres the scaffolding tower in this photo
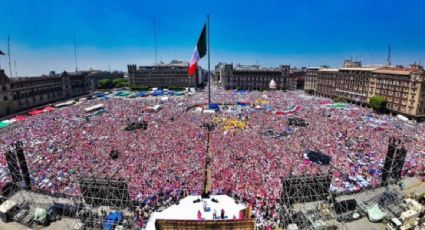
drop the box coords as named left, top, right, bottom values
left=0, top=142, right=139, bottom=229
left=280, top=168, right=347, bottom=230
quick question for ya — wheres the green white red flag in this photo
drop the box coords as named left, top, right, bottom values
left=188, top=24, right=207, bottom=76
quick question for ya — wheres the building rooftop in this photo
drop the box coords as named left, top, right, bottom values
left=8, top=71, right=87, bottom=82
left=10, top=75, right=61, bottom=82
left=318, top=68, right=339, bottom=72
left=137, top=61, right=189, bottom=68
left=234, top=64, right=261, bottom=70
left=233, top=64, right=285, bottom=71
left=340, top=67, right=378, bottom=71
left=159, top=60, right=189, bottom=66
left=372, top=68, right=411, bottom=76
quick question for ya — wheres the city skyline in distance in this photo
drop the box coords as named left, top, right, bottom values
left=1, top=0, right=425, bottom=76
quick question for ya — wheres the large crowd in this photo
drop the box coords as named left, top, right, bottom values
left=0, top=87, right=424, bottom=228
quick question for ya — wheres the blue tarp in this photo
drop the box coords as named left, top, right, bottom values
left=233, top=89, right=247, bottom=94
left=236, top=101, right=249, bottom=106
left=263, top=105, right=273, bottom=111
left=115, top=91, right=130, bottom=97
left=104, top=212, right=123, bottom=230
left=209, top=103, right=220, bottom=111
left=167, top=91, right=175, bottom=96
left=152, top=90, right=164, bottom=96
left=138, top=91, right=148, bottom=97
left=175, top=91, right=184, bottom=96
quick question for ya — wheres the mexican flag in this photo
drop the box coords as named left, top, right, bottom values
left=188, top=24, right=207, bottom=76
left=284, top=105, right=300, bottom=113
left=274, top=105, right=301, bottom=115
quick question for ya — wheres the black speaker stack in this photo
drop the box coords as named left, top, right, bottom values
left=381, top=137, right=407, bottom=186
left=3, top=141, right=32, bottom=190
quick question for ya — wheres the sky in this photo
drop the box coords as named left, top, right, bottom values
left=0, top=0, right=425, bottom=76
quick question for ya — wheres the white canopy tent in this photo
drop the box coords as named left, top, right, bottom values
left=146, top=195, right=246, bottom=230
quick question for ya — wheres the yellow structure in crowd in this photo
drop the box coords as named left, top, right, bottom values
left=213, top=117, right=248, bottom=131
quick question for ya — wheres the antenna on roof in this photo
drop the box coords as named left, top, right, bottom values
left=14, top=60, right=17, bottom=77
left=73, top=35, right=79, bottom=72
left=387, top=44, right=391, bottom=66
left=153, top=18, right=158, bottom=66
left=7, top=35, right=12, bottom=78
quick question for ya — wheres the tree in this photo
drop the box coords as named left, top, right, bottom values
left=369, top=96, right=388, bottom=113
left=333, top=96, right=346, bottom=103
left=112, top=78, right=129, bottom=88
left=304, top=89, right=314, bottom=94
left=98, top=79, right=113, bottom=89
left=168, top=86, right=185, bottom=91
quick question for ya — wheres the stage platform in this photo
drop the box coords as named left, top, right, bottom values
left=146, top=195, right=247, bottom=230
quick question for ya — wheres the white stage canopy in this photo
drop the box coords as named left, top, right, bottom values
left=146, top=195, right=246, bottom=230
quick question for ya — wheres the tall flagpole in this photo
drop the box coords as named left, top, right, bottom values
left=204, top=15, right=212, bottom=197
left=7, top=36, right=12, bottom=78
left=73, top=35, right=78, bottom=72
left=207, top=14, right=211, bottom=108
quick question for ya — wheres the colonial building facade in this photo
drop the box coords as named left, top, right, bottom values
left=369, top=66, right=425, bottom=117
left=128, top=61, right=204, bottom=88
left=0, top=69, right=90, bottom=117
left=289, top=69, right=306, bottom=90
left=216, top=64, right=291, bottom=90
left=304, top=64, right=425, bottom=119
left=304, top=67, right=320, bottom=91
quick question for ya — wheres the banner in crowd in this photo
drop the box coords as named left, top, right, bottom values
left=275, top=105, right=301, bottom=115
